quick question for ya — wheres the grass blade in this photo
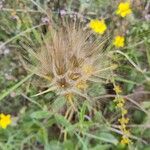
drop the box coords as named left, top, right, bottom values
left=0, top=73, right=34, bottom=101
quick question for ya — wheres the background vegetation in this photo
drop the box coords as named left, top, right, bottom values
left=0, top=0, right=150, bottom=150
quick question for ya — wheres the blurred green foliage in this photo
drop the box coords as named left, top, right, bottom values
left=0, top=0, right=150, bottom=150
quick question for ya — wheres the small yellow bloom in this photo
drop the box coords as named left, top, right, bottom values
left=89, top=19, right=107, bottom=34
left=121, top=136, right=131, bottom=145
left=0, top=114, right=12, bottom=129
left=114, top=85, right=122, bottom=93
left=122, top=108, right=128, bottom=115
left=118, top=117, right=129, bottom=124
left=123, top=129, right=130, bottom=136
left=116, top=2, right=132, bottom=17
left=114, top=97, right=124, bottom=102
left=113, top=36, right=125, bottom=48
left=117, top=102, right=124, bottom=108
left=119, top=124, right=126, bottom=130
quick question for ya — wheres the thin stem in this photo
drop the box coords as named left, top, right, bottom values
left=1, top=8, right=42, bottom=13
left=0, top=24, right=44, bottom=49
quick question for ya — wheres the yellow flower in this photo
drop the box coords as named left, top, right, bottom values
left=89, top=19, right=107, bottom=34
left=113, top=36, right=125, bottom=48
left=116, top=2, right=132, bottom=17
left=117, top=102, right=124, bottom=108
left=114, top=85, right=122, bottom=93
left=119, top=124, right=126, bottom=130
left=118, top=117, right=129, bottom=124
left=121, top=136, right=131, bottom=145
left=0, top=114, right=12, bottom=129
left=116, top=97, right=125, bottom=103
left=122, top=108, right=128, bottom=115
left=123, top=129, right=130, bottom=136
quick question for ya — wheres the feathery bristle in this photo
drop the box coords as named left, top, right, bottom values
left=21, top=20, right=113, bottom=98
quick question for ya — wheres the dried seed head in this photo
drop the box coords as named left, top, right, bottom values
left=21, top=20, right=113, bottom=98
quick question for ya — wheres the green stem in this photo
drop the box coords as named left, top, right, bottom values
left=0, top=73, right=34, bottom=101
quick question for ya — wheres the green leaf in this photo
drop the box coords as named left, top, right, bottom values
left=51, top=96, right=66, bottom=112
left=46, top=141, right=62, bottom=150
left=143, top=146, right=150, bottom=150
left=83, top=132, right=118, bottom=145
left=30, top=110, right=51, bottom=119
left=133, top=110, right=146, bottom=124
left=63, top=140, right=74, bottom=150
left=88, top=83, right=106, bottom=97
left=75, top=133, right=88, bottom=150
left=90, top=144, right=111, bottom=150
left=0, top=73, right=34, bottom=101
left=98, top=132, right=118, bottom=145
left=54, top=114, right=71, bottom=128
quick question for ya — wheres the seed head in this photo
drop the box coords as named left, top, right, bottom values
left=21, top=20, right=113, bottom=99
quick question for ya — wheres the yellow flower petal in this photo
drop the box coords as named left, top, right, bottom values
left=116, top=2, right=132, bottom=17
left=122, top=108, right=128, bottom=115
left=118, top=117, right=129, bottom=124
left=113, top=36, right=125, bottom=48
left=89, top=19, right=107, bottom=34
left=114, top=85, right=122, bottom=93
left=0, top=114, right=12, bottom=129
left=117, top=102, right=124, bottom=108
left=121, top=136, right=131, bottom=145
